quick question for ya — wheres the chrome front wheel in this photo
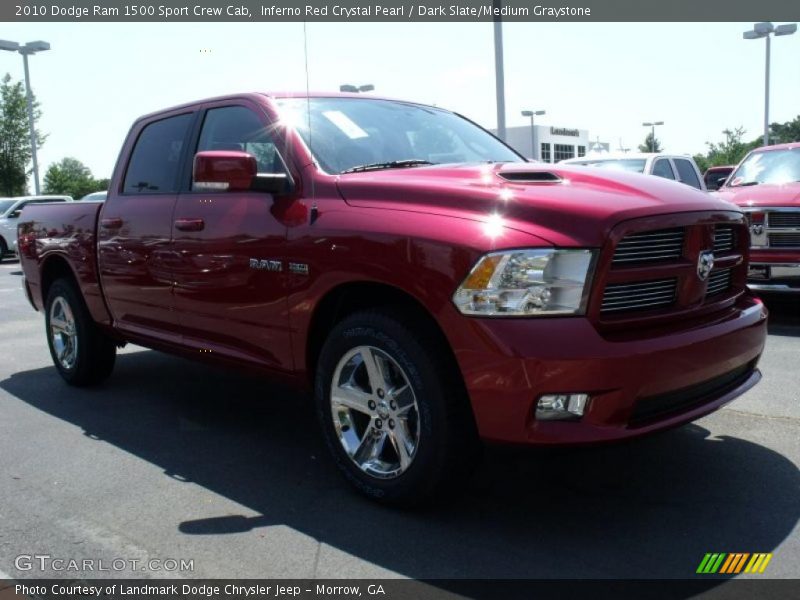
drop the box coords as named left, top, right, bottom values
left=330, top=345, right=420, bottom=479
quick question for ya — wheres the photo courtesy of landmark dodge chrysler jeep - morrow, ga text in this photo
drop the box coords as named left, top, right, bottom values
left=714, top=143, right=800, bottom=293
left=17, top=93, right=768, bottom=505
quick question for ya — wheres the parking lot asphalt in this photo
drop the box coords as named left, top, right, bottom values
left=0, top=258, right=798, bottom=584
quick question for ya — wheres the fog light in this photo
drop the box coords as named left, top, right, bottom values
left=536, top=393, right=589, bottom=420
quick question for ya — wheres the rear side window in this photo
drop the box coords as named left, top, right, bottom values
left=652, top=158, right=676, bottom=180
left=124, top=113, right=193, bottom=194
left=673, top=159, right=702, bottom=189
left=197, top=106, right=286, bottom=174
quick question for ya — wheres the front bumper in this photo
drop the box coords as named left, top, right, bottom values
left=449, top=294, right=767, bottom=445
left=748, top=262, right=800, bottom=293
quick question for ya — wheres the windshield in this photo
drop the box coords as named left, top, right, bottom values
left=728, top=148, right=800, bottom=187
left=0, top=200, right=15, bottom=215
left=568, top=159, right=647, bottom=173
left=275, top=97, right=522, bottom=174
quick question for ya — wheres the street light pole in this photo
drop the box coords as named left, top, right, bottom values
left=764, top=33, right=770, bottom=145
left=0, top=39, right=50, bottom=195
left=642, top=121, right=664, bottom=152
left=21, top=51, right=41, bottom=195
left=743, top=22, right=797, bottom=146
left=493, top=13, right=506, bottom=141
left=521, top=110, right=546, bottom=160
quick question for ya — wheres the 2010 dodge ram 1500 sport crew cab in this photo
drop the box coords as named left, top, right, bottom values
left=18, top=93, right=767, bottom=505
left=714, top=143, right=800, bottom=293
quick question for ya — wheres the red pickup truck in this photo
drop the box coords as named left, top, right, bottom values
left=714, top=143, right=800, bottom=293
left=18, top=93, right=767, bottom=504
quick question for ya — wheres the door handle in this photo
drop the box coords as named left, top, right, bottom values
left=174, top=218, right=205, bottom=232
left=100, top=217, right=123, bottom=229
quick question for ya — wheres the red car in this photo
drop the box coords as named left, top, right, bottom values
left=17, top=93, right=767, bottom=504
left=703, top=165, right=735, bottom=191
left=715, top=143, right=800, bottom=293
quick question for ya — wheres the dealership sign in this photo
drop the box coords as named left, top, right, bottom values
left=550, top=127, right=581, bottom=137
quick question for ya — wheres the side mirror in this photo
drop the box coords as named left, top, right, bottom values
left=193, top=151, right=292, bottom=195
left=193, top=151, right=256, bottom=192
left=7, top=210, right=21, bottom=219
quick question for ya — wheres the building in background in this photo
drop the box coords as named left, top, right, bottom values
left=494, top=124, right=611, bottom=163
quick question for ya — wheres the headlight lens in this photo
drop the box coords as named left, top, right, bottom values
left=453, top=249, right=596, bottom=316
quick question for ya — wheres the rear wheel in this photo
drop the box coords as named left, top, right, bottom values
left=45, top=278, right=116, bottom=386
left=315, top=309, right=480, bottom=506
left=0, top=237, right=7, bottom=262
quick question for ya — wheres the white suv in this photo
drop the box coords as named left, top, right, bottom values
left=562, top=153, right=707, bottom=191
left=0, top=195, right=73, bottom=260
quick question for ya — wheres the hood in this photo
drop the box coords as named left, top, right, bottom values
left=714, top=181, right=800, bottom=208
left=336, top=162, right=740, bottom=247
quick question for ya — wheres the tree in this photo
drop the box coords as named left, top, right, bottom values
left=43, top=157, right=106, bottom=199
left=638, top=131, right=662, bottom=153
left=696, top=127, right=760, bottom=171
left=768, top=116, right=800, bottom=145
left=705, top=127, right=755, bottom=167
left=0, top=74, right=45, bottom=196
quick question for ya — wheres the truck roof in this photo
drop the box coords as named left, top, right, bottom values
left=132, top=91, right=436, bottom=124
left=750, top=142, right=800, bottom=152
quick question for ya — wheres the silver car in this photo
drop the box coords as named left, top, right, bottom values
left=562, top=153, right=708, bottom=191
left=0, top=195, right=73, bottom=260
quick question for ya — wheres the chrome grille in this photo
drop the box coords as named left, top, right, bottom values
left=707, top=268, right=732, bottom=296
left=768, top=232, right=800, bottom=248
left=713, top=225, right=735, bottom=253
left=601, top=278, right=677, bottom=313
left=612, top=228, right=685, bottom=265
left=768, top=212, right=800, bottom=228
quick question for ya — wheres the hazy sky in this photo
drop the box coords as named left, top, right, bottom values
left=2, top=21, right=799, bottom=183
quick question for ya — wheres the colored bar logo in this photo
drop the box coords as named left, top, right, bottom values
left=696, top=553, right=773, bottom=574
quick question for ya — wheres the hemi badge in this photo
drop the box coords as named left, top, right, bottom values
left=288, top=262, right=309, bottom=275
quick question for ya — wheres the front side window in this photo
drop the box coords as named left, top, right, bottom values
left=673, top=159, right=702, bottom=189
left=124, top=113, right=193, bottom=194
left=728, top=148, right=800, bottom=187
left=652, top=158, right=676, bottom=180
left=197, top=106, right=286, bottom=174
left=275, top=97, right=522, bottom=174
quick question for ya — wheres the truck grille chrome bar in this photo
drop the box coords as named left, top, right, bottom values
left=611, top=228, right=684, bottom=265
left=713, top=225, right=735, bottom=253
left=768, top=232, right=800, bottom=248
left=767, top=212, right=800, bottom=228
left=707, top=268, right=732, bottom=296
left=601, top=278, right=677, bottom=313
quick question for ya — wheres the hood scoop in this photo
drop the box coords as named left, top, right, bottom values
left=497, top=170, right=562, bottom=184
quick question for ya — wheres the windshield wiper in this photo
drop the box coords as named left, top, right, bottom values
left=341, top=159, right=434, bottom=174
left=731, top=181, right=760, bottom=187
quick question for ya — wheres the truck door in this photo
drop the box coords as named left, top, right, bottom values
left=171, top=103, right=293, bottom=371
left=97, top=112, right=194, bottom=342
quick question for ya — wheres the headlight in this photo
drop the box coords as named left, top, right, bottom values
left=452, top=249, right=596, bottom=316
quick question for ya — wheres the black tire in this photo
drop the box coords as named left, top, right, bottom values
left=0, top=237, right=7, bottom=262
left=315, top=309, right=480, bottom=506
left=45, top=278, right=116, bottom=386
